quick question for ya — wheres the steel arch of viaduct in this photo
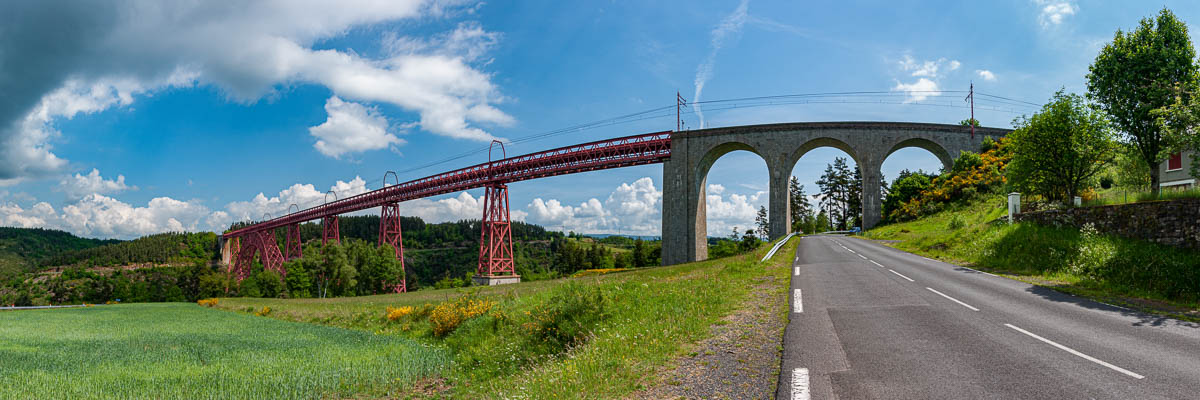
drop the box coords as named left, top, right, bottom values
left=661, top=122, right=1010, bottom=265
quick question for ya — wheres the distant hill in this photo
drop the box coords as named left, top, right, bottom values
left=0, top=227, right=120, bottom=273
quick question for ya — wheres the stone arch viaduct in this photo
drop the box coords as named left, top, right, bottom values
left=661, top=121, right=1010, bottom=266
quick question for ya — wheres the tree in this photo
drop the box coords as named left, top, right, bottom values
left=1007, top=90, right=1117, bottom=202
left=754, top=206, right=769, bottom=239
left=632, top=239, right=646, bottom=268
left=883, top=170, right=935, bottom=221
left=788, top=177, right=813, bottom=233
left=1155, top=85, right=1200, bottom=180
left=739, top=229, right=758, bottom=252
left=1087, top=8, right=1198, bottom=194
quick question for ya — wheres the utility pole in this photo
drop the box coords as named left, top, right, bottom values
left=677, top=92, right=687, bottom=132
left=964, top=82, right=975, bottom=139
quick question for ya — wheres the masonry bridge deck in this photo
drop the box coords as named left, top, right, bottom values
left=223, top=121, right=1008, bottom=287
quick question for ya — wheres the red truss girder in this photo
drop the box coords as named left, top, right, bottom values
left=379, top=202, right=407, bottom=293
left=222, top=131, right=671, bottom=239
left=322, top=216, right=340, bottom=246
left=229, top=230, right=287, bottom=283
left=285, top=223, right=302, bottom=260
left=477, top=184, right=514, bottom=277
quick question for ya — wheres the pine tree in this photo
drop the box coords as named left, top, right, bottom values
left=755, top=206, right=769, bottom=240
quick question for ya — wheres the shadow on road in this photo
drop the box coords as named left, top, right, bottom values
left=1020, top=284, right=1200, bottom=329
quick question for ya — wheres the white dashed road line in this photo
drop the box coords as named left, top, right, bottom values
left=888, top=269, right=915, bottom=282
left=857, top=254, right=868, bottom=260
left=926, top=287, right=980, bottom=311
left=791, top=368, right=810, bottom=400
left=794, top=267, right=799, bottom=276
left=793, top=289, right=803, bottom=313
left=1004, top=324, right=1145, bottom=380
left=869, top=260, right=884, bottom=268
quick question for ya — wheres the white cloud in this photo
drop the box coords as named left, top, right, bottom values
left=893, top=78, right=941, bottom=102
left=223, top=176, right=370, bottom=223
left=976, top=70, right=997, bottom=81
left=310, top=96, right=406, bottom=159
left=59, top=168, right=136, bottom=201
left=707, top=184, right=726, bottom=194
left=521, top=177, right=662, bottom=235
left=892, top=55, right=964, bottom=102
left=705, top=186, right=767, bottom=237
left=1035, top=1, right=1077, bottom=27
left=693, top=0, right=750, bottom=129
left=0, top=1, right=512, bottom=181
left=0, top=194, right=212, bottom=239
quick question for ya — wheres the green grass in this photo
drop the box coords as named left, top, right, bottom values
left=1084, top=186, right=1200, bottom=207
left=216, top=238, right=797, bottom=398
left=0, top=303, right=449, bottom=399
left=866, top=196, right=1200, bottom=320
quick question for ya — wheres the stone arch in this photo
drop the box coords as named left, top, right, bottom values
left=691, top=141, right=769, bottom=259
left=786, top=136, right=861, bottom=172
left=693, top=141, right=766, bottom=196
left=884, top=137, right=954, bottom=173
left=693, top=140, right=768, bottom=199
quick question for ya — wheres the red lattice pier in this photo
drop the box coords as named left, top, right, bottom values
left=223, top=131, right=672, bottom=289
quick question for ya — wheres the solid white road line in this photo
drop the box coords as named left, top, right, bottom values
left=868, top=260, right=884, bottom=268
left=794, top=267, right=800, bottom=276
left=926, top=287, right=980, bottom=311
left=791, top=368, right=810, bottom=400
left=793, top=289, right=803, bottom=313
left=888, top=269, right=915, bottom=282
left=1004, top=323, right=1145, bottom=380
left=961, top=266, right=999, bottom=277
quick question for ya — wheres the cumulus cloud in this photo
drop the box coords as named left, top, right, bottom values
left=893, top=55, right=963, bottom=102
left=693, top=0, right=750, bottom=129
left=0, top=0, right=511, bottom=181
left=705, top=186, right=767, bottom=237
left=310, top=96, right=406, bottom=159
left=893, top=78, right=941, bottom=102
left=224, top=176, right=370, bottom=223
left=976, top=70, right=997, bottom=81
left=59, top=168, right=136, bottom=201
left=521, top=177, right=663, bottom=235
left=0, top=194, right=212, bottom=239
left=1035, top=1, right=1077, bottom=27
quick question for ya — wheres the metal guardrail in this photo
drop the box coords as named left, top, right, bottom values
left=761, top=232, right=799, bottom=263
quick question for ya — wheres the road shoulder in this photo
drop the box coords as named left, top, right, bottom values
left=632, top=270, right=789, bottom=399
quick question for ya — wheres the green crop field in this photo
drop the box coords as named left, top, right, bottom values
left=0, top=303, right=448, bottom=399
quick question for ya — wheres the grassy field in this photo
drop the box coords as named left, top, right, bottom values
left=1083, top=186, right=1200, bottom=207
left=0, top=303, right=448, bottom=399
left=865, top=195, right=1200, bottom=320
left=215, top=239, right=796, bottom=398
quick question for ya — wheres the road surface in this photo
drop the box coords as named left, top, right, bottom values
left=776, top=235, right=1200, bottom=399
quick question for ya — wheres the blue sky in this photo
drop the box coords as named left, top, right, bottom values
left=1, top=0, right=1198, bottom=239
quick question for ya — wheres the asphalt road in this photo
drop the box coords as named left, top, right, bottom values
left=776, top=235, right=1200, bottom=400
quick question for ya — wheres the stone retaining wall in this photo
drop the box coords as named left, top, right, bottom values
left=1014, top=199, right=1200, bottom=249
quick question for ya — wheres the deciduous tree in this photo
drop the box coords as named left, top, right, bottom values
left=1007, top=90, right=1117, bottom=202
left=1087, top=8, right=1198, bottom=194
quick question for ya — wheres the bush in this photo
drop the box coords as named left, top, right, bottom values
left=979, top=137, right=998, bottom=153
left=524, top=282, right=609, bottom=350
left=947, top=215, right=966, bottom=230
left=386, top=306, right=414, bottom=321
left=429, top=294, right=495, bottom=337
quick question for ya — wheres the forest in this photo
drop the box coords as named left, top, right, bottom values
left=0, top=216, right=670, bottom=305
